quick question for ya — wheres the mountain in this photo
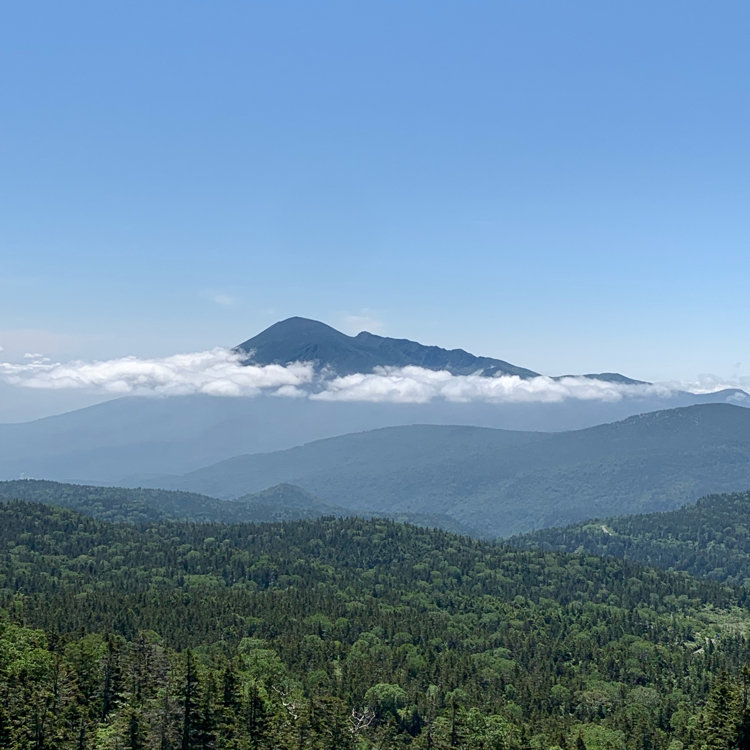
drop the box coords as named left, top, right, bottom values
left=230, top=482, right=353, bottom=521
left=148, top=403, right=750, bottom=538
left=1, top=317, right=748, bottom=485
left=235, top=316, right=540, bottom=377
left=4, top=385, right=745, bottom=486
left=511, top=489, right=750, bottom=587
left=554, top=372, right=649, bottom=385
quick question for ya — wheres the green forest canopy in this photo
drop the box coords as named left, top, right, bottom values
left=1, top=497, right=750, bottom=748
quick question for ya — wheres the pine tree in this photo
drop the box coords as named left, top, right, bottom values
left=181, top=650, right=201, bottom=750
left=701, top=672, right=742, bottom=750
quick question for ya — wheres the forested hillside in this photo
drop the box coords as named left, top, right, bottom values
left=1, top=499, right=750, bottom=748
left=0, top=479, right=474, bottom=535
left=513, top=490, right=750, bottom=587
left=0, top=478, right=346, bottom=525
left=149, top=404, right=750, bottom=537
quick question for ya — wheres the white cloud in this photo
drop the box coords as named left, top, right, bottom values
left=311, top=367, right=678, bottom=404
left=664, top=374, right=750, bottom=395
left=201, top=290, right=238, bottom=308
left=1, top=352, right=745, bottom=406
left=0, top=349, right=314, bottom=397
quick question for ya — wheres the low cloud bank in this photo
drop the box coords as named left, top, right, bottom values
left=0, top=350, right=744, bottom=404
left=665, top=374, right=750, bottom=396
left=0, top=349, right=314, bottom=397
left=312, top=366, right=677, bottom=404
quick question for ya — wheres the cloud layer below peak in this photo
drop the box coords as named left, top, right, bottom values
left=0, top=349, right=314, bottom=398
left=311, top=366, right=676, bottom=404
left=0, top=349, right=746, bottom=405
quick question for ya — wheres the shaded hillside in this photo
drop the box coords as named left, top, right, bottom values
left=1, top=501, right=750, bottom=747
left=0, top=478, right=478, bottom=534
left=2, top=391, right=748, bottom=485
left=153, top=404, right=750, bottom=537
left=0, top=478, right=343, bottom=525
left=512, top=490, right=750, bottom=587
left=230, top=482, right=354, bottom=522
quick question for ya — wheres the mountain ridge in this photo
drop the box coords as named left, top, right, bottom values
left=235, top=316, right=541, bottom=377
left=2, top=317, right=748, bottom=484
left=142, top=403, right=750, bottom=537
left=511, top=489, right=750, bottom=587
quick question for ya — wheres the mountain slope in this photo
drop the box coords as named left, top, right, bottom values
left=2, top=317, right=748, bottom=485
left=151, top=404, right=750, bottom=537
left=0, top=478, right=347, bottom=525
left=5, top=388, right=747, bottom=486
left=511, top=490, right=750, bottom=587
left=0, top=478, right=478, bottom=534
left=235, top=316, right=540, bottom=377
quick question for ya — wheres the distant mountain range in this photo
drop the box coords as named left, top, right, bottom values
left=1, top=317, right=748, bottom=486
left=0, top=479, right=475, bottom=534
left=144, top=403, right=750, bottom=537
left=235, top=317, right=744, bottom=397
left=3, top=402, right=750, bottom=539
left=4, top=403, right=750, bottom=540
left=236, top=317, right=748, bottom=407
left=236, top=317, right=663, bottom=385
left=0, top=479, right=338, bottom=525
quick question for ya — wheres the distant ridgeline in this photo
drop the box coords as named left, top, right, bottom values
left=1, top=498, right=750, bottom=747
left=6, top=402, right=750, bottom=541
left=234, top=318, right=750, bottom=406
left=0, top=479, right=476, bottom=535
left=146, top=404, right=750, bottom=538
left=0, top=479, right=346, bottom=525
left=1, top=318, right=748, bottom=487
left=512, top=490, right=750, bottom=587
left=234, top=316, right=540, bottom=377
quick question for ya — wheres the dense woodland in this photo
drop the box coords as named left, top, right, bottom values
left=0, top=480, right=342, bottom=526
left=0, top=480, right=474, bottom=537
left=1, top=497, right=750, bottom=748
left=514, top=491, right=750, bottom=588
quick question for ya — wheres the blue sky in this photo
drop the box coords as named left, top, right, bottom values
left=2, top=0, right=749, bottom=410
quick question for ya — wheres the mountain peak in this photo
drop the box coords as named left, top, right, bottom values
left=246, top=317, right=345, bottom=340
left=235, top=318, right=539, bottom=378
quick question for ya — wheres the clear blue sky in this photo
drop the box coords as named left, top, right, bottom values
left=2, top=1, right=749, bottom=386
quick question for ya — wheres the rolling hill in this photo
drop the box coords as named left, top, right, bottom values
left=147, top=403, right=750, bottom=537
left=0, top=478, right=475, bottom=534
left=0, top=478, right=348, bottom=525
left=511, top=489, right=750, bottom=587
